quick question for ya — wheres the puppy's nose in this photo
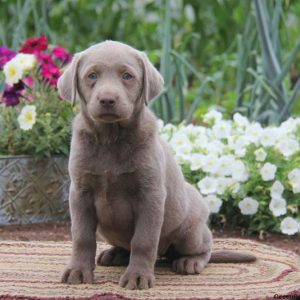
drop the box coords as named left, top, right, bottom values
left=99, top=98, right=116, bottom=108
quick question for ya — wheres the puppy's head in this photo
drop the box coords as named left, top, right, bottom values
left=57, top=41, right=163, bottom=123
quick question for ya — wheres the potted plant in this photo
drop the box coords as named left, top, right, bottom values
left=0, top=35, right=74, bottom=224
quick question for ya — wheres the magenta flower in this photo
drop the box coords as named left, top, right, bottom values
left=36, top=52, right=54, bottom=66
left=2, top=82, right=24, bottom=106
left=0, top=47, right=16, bottom=69
left=52, top=46, right=72, bottom=64
left=41, top=64, right=61, bottom=86
left=35, top=51, right=60, bottom=86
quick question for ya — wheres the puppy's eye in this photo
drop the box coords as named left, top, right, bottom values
left=88, top=72, right=98, bottom=80
left=122, top=72, right=133, bottom=81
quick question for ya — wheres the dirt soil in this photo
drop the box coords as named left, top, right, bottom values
left=0, top=221, right=299, bottom=256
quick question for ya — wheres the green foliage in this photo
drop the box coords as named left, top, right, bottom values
left=150, top=0, right=237, bottom=124
left=152, top=0, right=300, bottom=124
left=236, top=0, right=300, bottom=125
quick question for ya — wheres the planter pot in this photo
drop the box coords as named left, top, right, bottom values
left=0, top=155, right=70, bottom=225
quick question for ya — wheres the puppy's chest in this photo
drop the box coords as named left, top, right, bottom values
left=95, top=169, right=140, bottom=198
left=82, top=150, right=139, bottom=198
left=89, top=141, right=136, bottom=173
left=74, top=142, right=141, bottom=238
left=93, top=170, right=138, bottom=243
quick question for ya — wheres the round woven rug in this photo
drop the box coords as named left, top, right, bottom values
left=0, top=239, right=299, bottom=300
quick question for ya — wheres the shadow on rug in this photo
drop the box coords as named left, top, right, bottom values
left=0, top=238, right=299, bottom=300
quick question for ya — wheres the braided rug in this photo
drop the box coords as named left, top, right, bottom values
left=0, top=239, right=299, bottom=300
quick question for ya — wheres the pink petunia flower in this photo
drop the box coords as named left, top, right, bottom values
left=41, top=64, right=61, bottom=86
left=0, top=47, right=16, bottom=69
left=52, top=46, right=72, bottom=64
left=36, top=52, right=54, bottom=66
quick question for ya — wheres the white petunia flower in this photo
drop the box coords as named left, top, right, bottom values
left=204, top=139, right=225, bottom=156
left=189, top=153, right=204, bottom=171
left=203, top=194, right=223, bottom=213
left=177, top=124, right=203, bottom=140
left=227, top=136, right=249, bottom=158
left=259, top=128, right=278, bottom=147
left=276, top=137, right=299, bottom=157
left=280, top=118, right=298, bottom=134
left=14, top=53, right=36, bottom=71
left=193, top=134, right=209, bottom=150
left=176, top=144, right=193, bottom=154
left=288, top=168, right=300, bottom=194
left=163, top=123, right=177, bottom=134
left=245, top=123, right=263, bottom=144
left=288, top=168, right=300, bottom=182
left=288, top=168, right=300, bottom=180
left=234, top=147, right=246, bottom=158
left=201, top=154, right=220, bottom=174
left=260, top=163, right=277, bottom=181
left=17, top=105, right=37, bottom=130
left=203, top=109, right=222, bottom=124
left=280, top=217, right=299, bottom=235
left=216, top=177, right=230, bottom=195
left=189, top=126, right=207, bottom=136
left=169, top=133, right=191, bottom=150
left=270, top=180, right=284, bottom=199
left=3, top=59, right=23, bottom=85
left=174, top=144, right=192, bottom=164
left=231, top=160, right=249, bottom=182
left=212, top=120, right=232, bottom=139
left=236, top=136, right=251, bottom=148
left=238, top=197, right=259, bottom=215
left=197, top=177, right=218, bottom=195
left=233, top=113, right=250, bottom=128
left=254, top=148, right=267, bottom=162
left=228, top=179, right=241, bottom=194
left=291, top=183, right=300, bottom=194
left=217, top=155, right=236, bottom=176
left=269, top=197, right=287, bottom=217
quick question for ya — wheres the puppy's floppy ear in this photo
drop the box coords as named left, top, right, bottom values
left=57, top=53, right=82, bottom=106
left=139, top=51, right=164, bottom=104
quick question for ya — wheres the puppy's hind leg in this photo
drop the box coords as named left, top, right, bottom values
left=97, top=246, right=129, bottom=266
left=171, top=223, right=213, bottom=275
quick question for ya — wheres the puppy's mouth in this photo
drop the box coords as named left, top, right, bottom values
left=98, top=113, right=122, bottom=123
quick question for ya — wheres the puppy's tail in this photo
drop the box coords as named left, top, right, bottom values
left=209, top=251, right=256, bottom=263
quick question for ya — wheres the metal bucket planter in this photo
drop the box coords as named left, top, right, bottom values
left=0, top=155, right=70, bottom=225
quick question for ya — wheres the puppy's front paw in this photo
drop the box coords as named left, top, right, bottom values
left=61, top=266, right=94, bottom=284
left=119, top=268, right=155, bottom=290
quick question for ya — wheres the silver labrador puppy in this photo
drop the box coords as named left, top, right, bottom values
left=58, top=41, right=255, bottom=290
